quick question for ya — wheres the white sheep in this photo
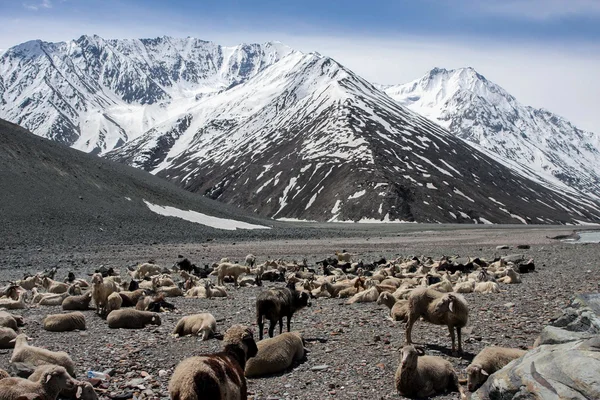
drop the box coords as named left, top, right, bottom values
left=0, top=292, right=26, bottom=310
left=28, top=364, right=99, bottom=400
left=41, top=277, right=70, bottom=294
left=91, top=273, right=119, bottom=316
left=245, top=254, right=257, bottom=268
left=376, top=292, right=409, bottom=322
left=474, top=281, right=500, bottom=294
left=215, top=263, right=251, bottom=286
left=497, top=267, right=521, bottom=284
left=105, top=292, right=123, bottom=316
left=16, top=275, right=41, bottom=291
left=345, top=286, right=379, bottom=304
left=245, top=331, right=305, bottom=378
left=172, top=313, right=217, bottom=340
left=453, top=280, right=475, bottom=293
left=43, top=312, right=86, bottom=332
left=395, top=345, right=466, bottom=399
left=465, top=346, right=527, bottom=391
left=9, top=334, right=76, bottom=377
left=0, top=311, right=24, bottom=331
left=131, top=263, right=161, bottom=279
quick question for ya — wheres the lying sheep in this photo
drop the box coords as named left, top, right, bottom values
left=42, top=277, right=70, bottom=294
left=335, top=251, right=353, bottom=263
left=345, top=286, right=381, bottom=304
left=465, top=346, right=527, bottom=391
left=9, top=334, right=76, bottom=377
left=474, top=281, right=500, bottom=294
left=37, top=292, right=71, bottom=306
left=405, top=288, right=469, bottom=354
left=62, top=292, right=93, bottom=311
left=173, top=313, right=217, bottom=340
left=0, top=327, right=17, bottom=348
left=0, top=311, right=24, bottom=330
left=245, top=331, right=305, bottom=378
left=107, top=309, right=161, bottom=329
left=395, top=345, right=466, bottom=399
left=43, top=312, right=86, bottom=332
left=169, top=325, right=258, bottom=400
left=91, top=273, right=119, bottom=316
left=256, top=282, right=311, bottom=340
left=0, top=292, right=26, bottom=309
left=216, top=263, right=251, bottom=286
left=17, top=275, right=41, bottom=291
left=497, top=267, right=521, bottom=284
left=158, top=285, right=184, bottom=297
left=0, top=365, right=76, bottom=400
left=131, top=263, right=161, bottom=279
left=118, top=289, right=147, bottom=307
left=377, top=292, right=409, bottom=322
left=453, top=280, right=475, bottom=293
left=28, top=364, right=99, bottom=400
left=104, top=292, right=123, bottom=316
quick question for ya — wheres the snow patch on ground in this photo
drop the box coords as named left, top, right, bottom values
left=143, top=200, right=270, bottom=230
left=348, top=189, right=366, bottom=200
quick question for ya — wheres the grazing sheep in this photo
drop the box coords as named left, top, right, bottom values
left=0, top=327, right=17, bottom=348
left=41, top=277, right=70, bottom=294
left=61, top=292, right=93, bottom=311
left=465, top=346, right=527, bottom=391
left=256, top=283, right=311, bottom=340
left=42, top=312, right=86, bottom=332
left=405, top=288, right=469, bottom=354
left=0, top=292, right=26, bottom=310
left=245, top=331, right=305, bottom=378
left=0, top=365, right=76, bottom=400
left=0, top=311, right=24, bottom=330
left=91, top=273, right=119, bottom=316
left=104, top=292, right=122, bottom=316
left=216, top=263, right=251, bottom=286
left=28, top=365, right=99, bottom=400
left=173, top=313, right=217, bottom=340
left=377, top=292, right=409, bottom=322
left=395, top=345, right=466, bottom=399
left=107, top=309, right=161, bottom=329
left=118, top=289, right=146, bottom=307
left=169, top=324, right=258, bottom=400
left=10, top=334, right=76, bottom=377
left=474, top=281, right=500, bottom=294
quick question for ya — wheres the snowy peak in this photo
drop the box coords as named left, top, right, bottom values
left=382, top=67, right=600, bottom=196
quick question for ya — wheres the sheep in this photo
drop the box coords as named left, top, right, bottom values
left=0, top=327, right=17, bottom=348
left=138, top=294, right=175, bottom=312
left=186, top=281, right=228, bottom=299
left=405, top=288, right=469, bottom=354
left=465, top=346, right=527, bottom=391
left=107, top=309, right=161, bottom=329
left=169, top=324, right=258, bottom=400
left=9, top=334, right=76, bottom=377
left=138, top=276, right=159, bottom=291
left=245, top=331, right=305, bottom=378
left=91, top=273, right=119, bottom=316
left=172, top=313, right=217, bottom=340
left=395, top=345, right=466, bottom=399
left=0, top=369, right=8, bottom=379
left=158, top=285, right=184, bottom=297
left=17, top=275, right=41, bottom=291
left=41, top=277, right=70, bottom=294
left=453, top=280, right=475, bottom=293
left=43, top=312, right=86, bottom=332
left=474, top=281, right=500, bottom=294
left=256, top=282, right=311, bottom=340
left=131, top=263, right=161, bottom=279
left=335, top=251, right=353, bottom=263
left=0, top=292, right=26, bottom=310
left=216, top=263, right=251, bottom=286
left=117, top=289, right=146, bottom=307
left=28, top=365, right=99, bottom=400
left=377, top=292, right=409, bottom=322
left=61, top=292, right=93, bottom=311
left=497, top=267, right=522, bottom=284
left=104, top=292, right=122, bottom=316
left=345, top=286, right=380, bottom=304
left=37, top=292, right=71, bottom=307
left=0, top=365, right=76, bottom=400
left=245, top=254, right=256, bottom=268
left=0, top=311, right=24, bottom=330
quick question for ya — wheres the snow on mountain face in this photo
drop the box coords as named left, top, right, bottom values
left=380, top=67, right=600, bottom=197
left=107, top=52, right=600, bottom=224
left=0, top=35, right=293, bottom=154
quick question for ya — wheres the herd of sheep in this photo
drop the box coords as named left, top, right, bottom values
left=0, top=250, right=537, bottom=399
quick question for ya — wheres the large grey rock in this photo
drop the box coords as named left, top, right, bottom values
left=472, top=337, right=600, bottom=400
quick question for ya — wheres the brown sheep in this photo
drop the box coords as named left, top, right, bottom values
left=172, top=313, right=217, bottom=340
left=28, top=364, right=99, bottom=400
left=466, top=346, right=527, bottom=391
left=169, top=324, right=258, bottom=400
left=0, top=311, right=24, bottom=331
left=245, top=331, right=305, bottom=378
left=61, top=292, right=93, bottom=311
left=42, top=312, right=86, bottom=332
left=0, top=365, right=76, bottom=400
left=107, top=309, right=161, bottom=329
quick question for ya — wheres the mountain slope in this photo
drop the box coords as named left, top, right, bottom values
left=107, top=52, right=600, bottom=224
left=380, top=67, right=600, bottom=197
left=0, top=35, right=292, bottom=154
left=0, top=118, right=280, bottom=246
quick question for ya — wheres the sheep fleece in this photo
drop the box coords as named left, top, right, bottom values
left=107, top=309, right=161, bottom=329
left=43, top=312, right=86, bottom=332
left=245, top=332, right=304, bottom=377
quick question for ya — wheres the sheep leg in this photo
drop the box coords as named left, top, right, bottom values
left=257, top=315, right=264, bottom=340
left=278, top=317, right=284, bottom=335
left=448, top=325, right=456, bottom=354
left=405, top=316, right=416, bottom=344
left=286, top=314, right=291, bottom=332
left=457, top=326, right=463, bottom=354
left=268, top=319, right=276, bottom=338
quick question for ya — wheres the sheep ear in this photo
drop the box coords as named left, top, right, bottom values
left=152, top=316, right=156, bottom=322
left=449, top=299, right=454, bottom=313
left=76, top=386, right=83, bottom=398
left=415, top=347, right=425, bottom=356
left=481, top=370, right=489, bottom=376
left=46, top=374, right=52, bottom=383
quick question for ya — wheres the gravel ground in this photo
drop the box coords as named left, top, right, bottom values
left=1, top=227, right=599, bottom=400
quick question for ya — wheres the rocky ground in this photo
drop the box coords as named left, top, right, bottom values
left=0, top=227, right=599, bottom=400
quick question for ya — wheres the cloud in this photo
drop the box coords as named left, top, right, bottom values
left=472, top=0, right=600, bottom=20
left=23, top=0, right=52, bottom=11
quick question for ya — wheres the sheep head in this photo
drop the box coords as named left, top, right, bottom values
left=42, top=365, right=76, bottom=391
left=399, top=345, right=424, bottom=370
left=223, top=325, right=258, bottom=358
left=91, top=273, right=103, bottom=285
left=466, top=363, right=488, bottom=391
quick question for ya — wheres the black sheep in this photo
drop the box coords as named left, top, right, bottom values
left=256, top=282, right=310, bottom=340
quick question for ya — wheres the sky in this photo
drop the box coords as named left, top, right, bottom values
left=0, top=0, right=599, bottom=132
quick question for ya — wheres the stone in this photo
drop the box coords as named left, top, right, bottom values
left=496, top=245, right=510, bottom=250
left=502, top=254, right=525, bottom=263
left=516, top=244, right=530, bottom=249
left=311, top=365, right=329, bottom=371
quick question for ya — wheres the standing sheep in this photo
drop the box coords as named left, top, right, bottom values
left=465, top=346, right=527, bottom=391
left=377, top=292, right=409, bottom=322
left=9, top=334, right=76, bottom=377
left=245, top=254, right=256, bottom=268
left=0, top=365, right=76, bottom=400
left=169, top=324, right=258, bottom=400
left=245, top=332, right=305, bottom=378
left=42, top=312, right=86, bottom=332
left=106, top=309, right=161, bottom=329
left=395, top=345, right=466, bottom=399
left=172, top=313, right=217, bottom=340
left=405, top=288, right=469, bottom=354
left=256, top=282, right=311, bottom=340
left=91, top=273, right=119, bottom=316
left=216, top=263, right=251, bottom=287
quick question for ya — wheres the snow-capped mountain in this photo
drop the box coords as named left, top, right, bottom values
left=0, top=35, right=292, bottom=154
left=380, top=67, right=600, bottom=197
left=2, top=36, right=600, bottom=224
